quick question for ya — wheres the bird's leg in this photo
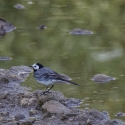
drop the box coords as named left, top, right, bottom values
left=46, top=85, right=54, bottom=92
left=42, top=86, right=49, bottom=95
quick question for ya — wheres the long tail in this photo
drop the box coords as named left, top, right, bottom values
left=62, top=79, right=79, bottom=86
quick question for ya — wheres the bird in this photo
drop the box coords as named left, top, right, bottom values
left=29, top=63, right=79, bottom=94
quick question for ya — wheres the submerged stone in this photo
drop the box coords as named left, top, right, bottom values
left=0, top=57, right=12, bottom=61
left=0, top=18, right=16, bottom=36
left=63, top=98, right=82, bottom=108
left=115, top=112, right=125, bottom=117
left=70, top=28, right=93, bottom=35
left=91, top=74, right=116, bottom=83
left=14, top=4, right=25, bottom=9
left=38, top=25, right=47, bottom=30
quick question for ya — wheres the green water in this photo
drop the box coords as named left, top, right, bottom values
left=1, top=0, right=125, bottom=120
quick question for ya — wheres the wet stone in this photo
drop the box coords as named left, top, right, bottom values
left=42, top=100, right=72, bottom=114
left=29, top=109, right=37, bottom=116
left=15, top=114, right=25, bottom=121
left=115, top=112, right=125, bottom=117
left=23, top=92, right=33, bottom=98
left=20, top=98, right=37, bottom=106
left=38, top=25, right=47, bottom=30
left=0, top=65, right=32, bottom=85
left=27, top=1, right=34, bottom=4
left=20, top=121, right=32, bottom=125
left=91, top=74, right=116, bottom=83
left=0, top=92, right=9, bottom=99
left=0, top=103, right=4, bottom=108
left=0, top=18, right=16, bottom=34
left=0, top=117, right=4, bottom=121
left=69, top=28, right=93, bottom=35
left=0, top=112, right=9, bottom=116
left=34, top=90, right=65, bottom=105
left=0, top=57, right=12, bottom=61
left=63, top=98, right=82, bottom=108
left=14, top=4, right=25, bottom=9
left=61, top=115, right=68, bottom=120
left=102, top=111, right=109, bottom=116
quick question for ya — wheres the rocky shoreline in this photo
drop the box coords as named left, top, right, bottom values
left=0, top=66, right=124, bottom=125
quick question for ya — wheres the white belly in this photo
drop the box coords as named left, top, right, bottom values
left=37, top=80, right=56, bottom=86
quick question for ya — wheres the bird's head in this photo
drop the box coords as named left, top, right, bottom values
left=29, top=63, right=44, bottom=72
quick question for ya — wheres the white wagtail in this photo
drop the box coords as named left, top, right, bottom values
left=29, top=63, right=79, bottom=94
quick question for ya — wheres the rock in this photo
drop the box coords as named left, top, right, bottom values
left=0, top=57, right=12, bottom=61
left=29, top=109, right=37, bottom=116
left=0, top=111, right=9, bottom=116
left=20, top=119, right=36, bottom=125
left=0, top=65, right=32, bottom=84
left=0, top=103, right=4, bottom=108
left=9, top=66, right=33, bottom=75
left=14, top=4, right=25, bottom=9
left=20, top=98, right=37, bottom=106
left=42, top=100, right=72, bottom=114
left=38, top=25, right=47, bottom=30
left=69, top=28, right=93, bottom=35
left=15, top=114, right=25, bottom=121
left=20, top=98, right=29, bottom=106
left=23, top=92, right=33, bottom=98
left=0, top=77, right=9, bottom=84
left=34, top=90, right=65, bottom=105
left=20, top=121, right=32, bottom=125
left=105, top=119, right=124, bottom=125
left=91, top=74, right=116, bottom=83
left=115, top=112, right=125, bottom=117
left=63, top=98, right=82, bottom=108
left=0, top=117, right=4, bottom=121
left=27, top=1, right=34, bottom=4
left=7, top=122, right=18, bottom=125
left=0, top=92, right=9, bottom=99
left=61, top=115, right=68, bottom=120
left=0, top=18, right=16, bottom=36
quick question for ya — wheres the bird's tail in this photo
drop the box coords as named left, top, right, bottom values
left=62, top=79, right=79, bottom=86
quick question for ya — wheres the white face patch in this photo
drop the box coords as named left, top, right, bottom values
left=32, top=63, right=39, bottom=70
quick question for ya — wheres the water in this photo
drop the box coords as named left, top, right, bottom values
left=1, top=0, right=125, bottom=120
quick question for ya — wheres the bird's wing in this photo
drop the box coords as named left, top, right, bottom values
left=34, top=67, right=58, bottom=79
left=34, top=67, right=66, bottom=81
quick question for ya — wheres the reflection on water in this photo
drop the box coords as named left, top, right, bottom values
left=1, top=0, right=125, bottom=120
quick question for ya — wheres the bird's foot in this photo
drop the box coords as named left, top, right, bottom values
left=40, top=91, right=51, bottom=95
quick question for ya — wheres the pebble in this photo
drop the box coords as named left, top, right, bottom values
left=15, top=114, right=25, bottom=121
left=14, top=4, right=25, bottom=9
left=69, top=28, right=93, bottom=35
left=91, top=74, right=116, bottom=83
left=38, top=25, right=47, bottom=30
left=29, top=109, right=37, bottom=116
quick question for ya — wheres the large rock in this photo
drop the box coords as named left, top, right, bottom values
left=34, top=90, right=65, bottom=105
left=0, top=66, right=32, bottom=84
left=42, top=100, right=72, bottom=114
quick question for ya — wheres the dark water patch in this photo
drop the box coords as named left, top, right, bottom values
left=69, top=28, right=94, bottom=35
left=91, top=74, right=116, bottom=83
